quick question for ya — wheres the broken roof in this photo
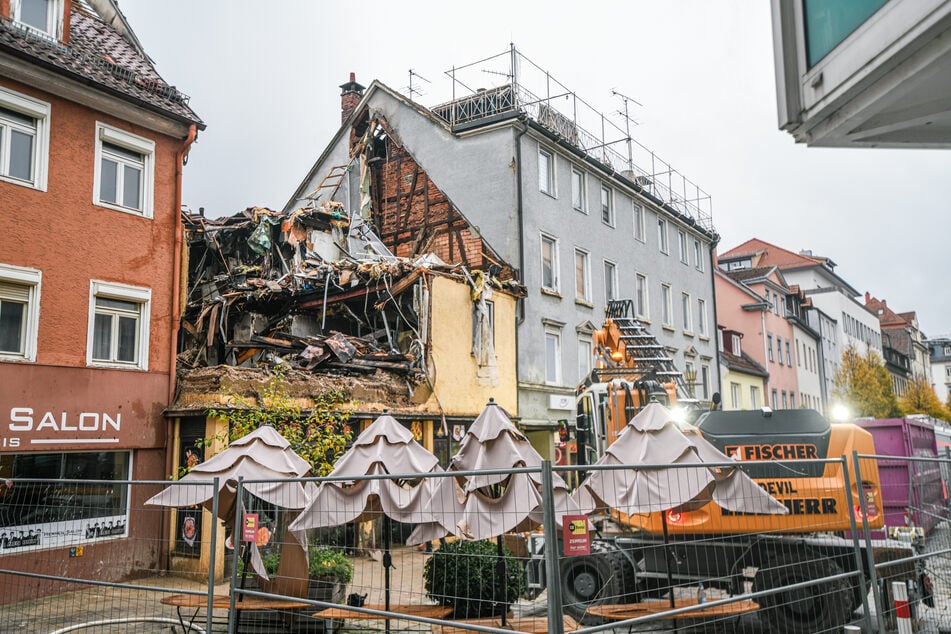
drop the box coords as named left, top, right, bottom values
left=0, top=0, right=203, bottom=126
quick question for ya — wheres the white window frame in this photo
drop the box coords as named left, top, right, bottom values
left=93, top=122, right=155, bottom=218
left=657, top=217, right=669, bottom=254
left=681, top=291, right=692, bottom=332
left=12, top=0, right=63, bottom=39
left=544, top=327, right=562, bottom=386
left=635, top=273, right=649, bottom=319
left=633, top=203, right=645, bottom=242
left=570, top=166, right=586, bottom=212
left=697, top=298, right=707, bottom=336
left=700, top=364, right=710, bottom=400
left=750, top=386, right=760, bottom=409
left=540, top=233, right=560, bottom=293
left=600, top=184, right=614, bottom=226
left=661, top=283, right=673, bottom=326
left=603, top=259, right=618, bottom=303
left=731, top=334, right=741, bottom=356
left=538, top=147, right=555, bottom=196
left=86, top=280, right=151, bottom=371
left=0, top=263, right=41, bottom=362
left=776, top=335, right=783, bottom=365
left=578, top=337, right=592, bottom=383
left=694, top=239, right=704, bottom=271
left=730, top=382, right=741, bottom=409
left=678, top=230, right=688, bottom=264
left=0, top=86, right=50, bottom=191
left=574, top=248, right=591, bottom=302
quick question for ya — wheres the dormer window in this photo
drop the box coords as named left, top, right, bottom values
left=13, top=0, right=63, bottom=38
left=732, top=334, right=741, bottom=356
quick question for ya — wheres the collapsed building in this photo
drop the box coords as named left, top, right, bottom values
left=169, top=201, right=522, bottom=463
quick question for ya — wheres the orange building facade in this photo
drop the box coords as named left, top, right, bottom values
left=0, top=0, right=202, bottom=593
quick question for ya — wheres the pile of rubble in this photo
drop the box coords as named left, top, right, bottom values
left=177, top=204, right=522, bottom=386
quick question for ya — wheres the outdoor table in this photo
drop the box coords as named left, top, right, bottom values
left=160, top=593, right=311, bottom=633
left=586, top=598, right=759, bottom=633
left=431, top=614, right=580, bottom=633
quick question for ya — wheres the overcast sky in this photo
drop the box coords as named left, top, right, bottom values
left=120, top=0, right=950, bottom=337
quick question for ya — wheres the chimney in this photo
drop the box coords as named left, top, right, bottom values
left=865, top=291, right=871, bottom=303
left=340, top=72, right=366, bottom=124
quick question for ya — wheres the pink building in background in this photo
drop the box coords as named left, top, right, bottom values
left=715, top=267, right=800, bottom=409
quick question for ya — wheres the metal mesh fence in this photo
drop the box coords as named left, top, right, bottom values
left=2, top=454, right=951, bottom=633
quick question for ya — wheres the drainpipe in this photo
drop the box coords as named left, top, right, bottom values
left=515, top=116, right=528, bottom=325
left=762, top=309, right=770, bottom=400
left=164, top=123, right=197, bottom=570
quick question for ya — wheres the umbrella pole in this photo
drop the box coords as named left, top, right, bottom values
left=661, top=512, right=676, bottom=611
left=496, top=535, right=507, bottom=627
left=383, top=516, right=392, bottom=634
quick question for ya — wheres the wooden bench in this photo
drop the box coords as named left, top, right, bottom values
left=431, top=614, right=580, bottom=633
left=312, top=603, right=453, bottom=633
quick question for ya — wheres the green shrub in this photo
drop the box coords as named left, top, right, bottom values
left=309, top=546, right=353, bottom=583
left=423, top=539, right=526, bottom=618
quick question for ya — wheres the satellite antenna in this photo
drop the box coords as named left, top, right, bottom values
left=611, top=89, right=642, bottom=172
left=407, top=69, right=430, bottom=100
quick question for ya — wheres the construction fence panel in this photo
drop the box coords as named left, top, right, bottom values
left=854, top=452, right=951, bottom=634
left=0, top=477, right=220, bottom=634
left=5, top=456, right=951, bottom=633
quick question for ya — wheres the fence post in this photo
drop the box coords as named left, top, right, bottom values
left=206, top=477, right=219, bottom=634
left=842, top=457, right=874, bottom=632
left=228, top=477, right=244, bottom=634
left=891, top=581, right=913, bottom=634
left=853, top=451, right=887, bottom=634
left=540, top=461, right=565, bottom=634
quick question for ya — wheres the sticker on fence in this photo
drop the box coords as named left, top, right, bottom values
left=562, top=514, right=589, bottom=556
left=241, top=513, right=258, bottom=543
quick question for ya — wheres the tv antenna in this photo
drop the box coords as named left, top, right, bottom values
left=407, top=69, right=431, bottom=100
left=611, top=89, right=642, bottom=171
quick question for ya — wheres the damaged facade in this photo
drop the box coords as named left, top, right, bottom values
left=286, top=50, right=720, bottom=449
left=169, top=203, right=521, bottom=461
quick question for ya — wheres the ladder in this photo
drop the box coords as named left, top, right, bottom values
left=304, top=164, right=350, bottom=202
left=601, top=299, right=697, bottom=404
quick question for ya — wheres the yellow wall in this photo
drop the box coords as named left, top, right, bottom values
left=427, top=275, right=518, bottom=416
left=721, top=369, right=767, bottom=410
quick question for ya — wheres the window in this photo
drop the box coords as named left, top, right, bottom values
left=771, top=389, right=779, bottom=409
left=730, top=382, right=741, bottom=409
left=578, top=338, right=592, bottom=382
left=633, top=203, right=645, bottom=241
left=604, top=260, right=618, bottom=303
left=697, top=299, right=707, bottom=336
left=750, top=386, right=760, bottom=409
left=574, top=249, right=590, bottom=302
left=767, top=334, right=774, bottom=362
left=732, top=334, right=741, bottom=356
left=700, top=365, right=710, bottom=400
left=540, top=234, right=559, bottom=292
left=661, top=284, right=673, bottom=326
left=0, top=263, right=41, bottom=362
left=681, top=292, right=692, bottom=331
left=538, top=147, right=554, bottom=196
left=0, top=451, right=130, bottom=552
left=12, top=0, right=62, bottom=38
left=776, top=336, right=784, bottom=365
left=694, top=239, right=704, bottom=271
left=786, top=340, right=792, bottom=366
left=678, top=231, right=688, bottom=264
left=94, top=123, right=155, bottom=217
left=790, top=393, right=796, bottom=409
left=545, top=329, right=562, bottom=385
left=796, top=339, right=802, bottom=367
left=657, top=218, right=669, bottom=253
left=87, top=281, right=150, bottom=370
left=571, top=167, right=585, bottom=211
left=782, top=391, right=788, bottom=409
left=635, top=273, right=649, bottom=319
left=0, top=87, right=50, bottom=190
left=600, top=184, right=614, bottom=226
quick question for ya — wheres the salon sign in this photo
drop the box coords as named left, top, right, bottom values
left=3, top=407, right=121, bottom=449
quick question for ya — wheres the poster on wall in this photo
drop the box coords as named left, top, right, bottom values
left=0, top=514, right=128, bottom=554
left=173, top=420, right=205, bottom=557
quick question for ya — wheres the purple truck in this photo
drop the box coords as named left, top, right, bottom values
left=856, top=416, right=947, bottom=535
